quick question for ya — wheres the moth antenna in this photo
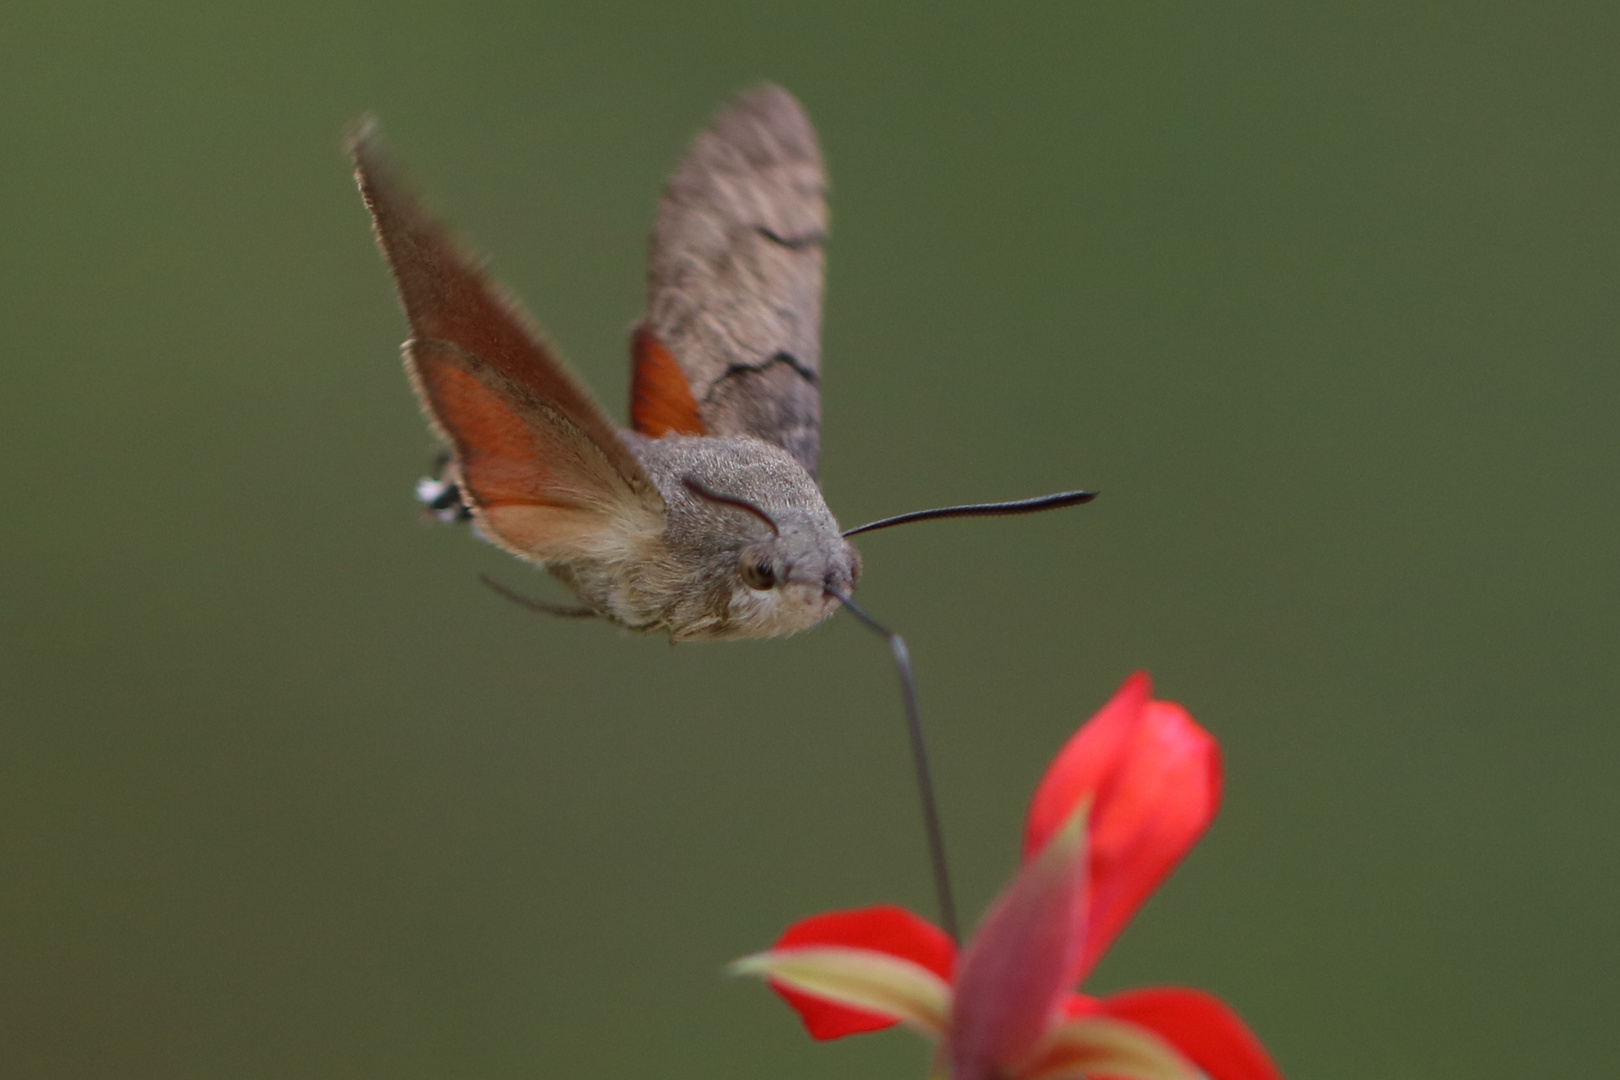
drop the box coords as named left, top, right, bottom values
left=826, top=587, right=960, bottom=943
left=478, top=573, right=599, bottom=618
left=681, top=476, right=781, bottom=536
left=842, top=489, right=1097, bottom=537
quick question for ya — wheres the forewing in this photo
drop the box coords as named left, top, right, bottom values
left=352, top=122, right=663, bottom=562
left=639, top=84, right=827, bottom=474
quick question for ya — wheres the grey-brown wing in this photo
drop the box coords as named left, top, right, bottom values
left=640, top=84, right=827, bottom=475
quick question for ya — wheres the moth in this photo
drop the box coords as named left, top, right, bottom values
left=352, top=85, right=1090, bottom=642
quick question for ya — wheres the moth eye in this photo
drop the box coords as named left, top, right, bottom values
left=740, top=556, right=777, bottom=591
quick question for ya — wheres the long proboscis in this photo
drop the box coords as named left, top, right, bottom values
left=826, top=588, right=960, bottom=944
left=842, top=489, right=1097, bottom=537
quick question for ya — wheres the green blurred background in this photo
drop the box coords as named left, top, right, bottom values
left=3, top=1, right=1616, bottom=1077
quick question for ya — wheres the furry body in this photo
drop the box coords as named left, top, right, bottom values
left=541, top=433, right=857, bottom=641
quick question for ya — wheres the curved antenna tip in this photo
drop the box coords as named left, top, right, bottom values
left=843, top=489, right=1097, bottom=538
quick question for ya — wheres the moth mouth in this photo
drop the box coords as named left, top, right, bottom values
left=821, top=566, right=856, bottom=598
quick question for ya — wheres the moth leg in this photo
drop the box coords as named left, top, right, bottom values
left=477, top=574, right=599, bottom=619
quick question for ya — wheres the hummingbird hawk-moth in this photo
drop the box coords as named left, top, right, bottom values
left=351, top=85, right=1091, bottom=643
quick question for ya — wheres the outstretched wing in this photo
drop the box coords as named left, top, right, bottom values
left=352, top=122, right=664, bottom=564
left=635, top=84, right=827, bottom=475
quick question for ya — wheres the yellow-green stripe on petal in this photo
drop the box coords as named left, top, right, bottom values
left=1020, top=1015, right=1202, bottom=1080
left=731, top=947, right=953, bottom=1037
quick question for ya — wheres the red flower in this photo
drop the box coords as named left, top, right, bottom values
left=734, top=673, right=1282, bottom=1080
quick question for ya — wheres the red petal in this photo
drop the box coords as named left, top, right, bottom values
left=1096, top=988, right=1284, bottom=1080
left=1062, top=992, right=1101, bottom=1018
left=1024, top=673, right=1223, bottom=983
left=770, top=906, right=956, bottom=1040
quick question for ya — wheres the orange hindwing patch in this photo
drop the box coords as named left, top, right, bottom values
left=630, top=328, right=708, bottom=438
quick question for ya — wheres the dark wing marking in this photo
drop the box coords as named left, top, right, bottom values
left=640, top=84, right=827, bottom=475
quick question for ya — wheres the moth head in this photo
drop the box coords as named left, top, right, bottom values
left=680, top=476, right=860, bottom=639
